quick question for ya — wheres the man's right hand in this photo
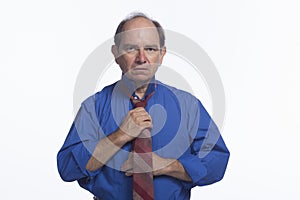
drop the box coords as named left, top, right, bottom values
left=118, top=107, right=153, bottom=141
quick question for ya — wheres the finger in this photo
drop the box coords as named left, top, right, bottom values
left=121, top=160, right=131, bottom=171
left=140, top=121, right=153, bottom=128
left=125, top=172, right=133, bottom=176
left=135, top=114, right=152, bottom=123
left=135, top=110, right=152, bottom=119
left=121, top=163, right=127, bottom=171
left=121, top=153, right=133, bottom=171
left=121, top=164, right=132, bottom=173
left=131, top=107, right=146, bottom=112
left=130, top=110, right=150, bottom=118
left=132, top=110, right=151, bottom=119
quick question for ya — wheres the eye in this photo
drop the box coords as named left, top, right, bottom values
left=124, top=46, right=137, bottom=53
left=145, top=47, right=158, bottom=53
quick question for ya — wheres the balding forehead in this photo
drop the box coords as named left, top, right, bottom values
left=118, top=27, right=160, bottom=47
left=122, top=17, right=156, bottom=31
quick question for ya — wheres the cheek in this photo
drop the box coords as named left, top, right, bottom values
left=148, top=55, right=161, bottom=63
left=158, top=54, right=165, bottom=64
left=118, top=56, right=134, bottom=70
left=123, top=55, right=136, bottom=64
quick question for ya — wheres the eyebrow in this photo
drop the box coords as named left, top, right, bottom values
left=121, top=44, right=159, bottom=49
left=144, top=44, right=159, bottom=49
left=122, top=44, right=139, bottom=48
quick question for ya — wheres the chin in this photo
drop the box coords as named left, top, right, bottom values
left=127, top=74, right=153, bottom=84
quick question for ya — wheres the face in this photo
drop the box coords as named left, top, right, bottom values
left=112, top=17, right=166, bottom=84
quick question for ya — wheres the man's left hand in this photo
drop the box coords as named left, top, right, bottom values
left=121, top=152, right=174, bottom=176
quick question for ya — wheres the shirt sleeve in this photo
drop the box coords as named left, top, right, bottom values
left=57, top=95, right=102, bottom=184
left=178, top=100, right=230, bottom=189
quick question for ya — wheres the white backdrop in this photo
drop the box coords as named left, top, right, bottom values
left=1, top=0, right=299, bottom=199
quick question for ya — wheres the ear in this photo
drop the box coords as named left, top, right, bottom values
left=159, top=46, right=167, bottom=64
left=111, top=45, right=119, bottom=64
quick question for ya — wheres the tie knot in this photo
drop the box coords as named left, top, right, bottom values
left=130, top=91, right=154, bottom=108
left=133, top=100, right=147, bottom=108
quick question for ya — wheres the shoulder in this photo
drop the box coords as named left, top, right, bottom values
left=80, top=81, right=118, bottom=107
left=94, top=82, right=118, bottom=99
left=156, top=81, right=199, bottom=105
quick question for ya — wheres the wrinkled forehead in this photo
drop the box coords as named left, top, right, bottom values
left=117, top=27, right=160, bottom=46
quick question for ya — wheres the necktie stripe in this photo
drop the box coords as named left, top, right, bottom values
left=134, top=138, right=152, bottom=153
left=133, top=173, right=153, bottom=187
left=133, top=191, right=143, bottom=200
left=133, top=179, right=154, bottom=200
left=133, top=153, right=153, bottom=172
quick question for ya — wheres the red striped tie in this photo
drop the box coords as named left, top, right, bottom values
left=131, top=92, right=154, bottom=200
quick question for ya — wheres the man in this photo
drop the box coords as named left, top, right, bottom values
left=57, top=13, right=229, bottom=200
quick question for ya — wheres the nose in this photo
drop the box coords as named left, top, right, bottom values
left=136, top=49, right=147, bottom=65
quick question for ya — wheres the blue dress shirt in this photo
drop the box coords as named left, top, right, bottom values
left=57, top=78, right=230, bottom=200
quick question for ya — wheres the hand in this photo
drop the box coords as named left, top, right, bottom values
left=121, top=152, right=174, bottom=176
left=119, top=107, right=153, bottom=141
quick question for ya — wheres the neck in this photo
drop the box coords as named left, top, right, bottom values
left=121, top=75, right=155, bottom=99
left=135, top=83, right=149, bottom=99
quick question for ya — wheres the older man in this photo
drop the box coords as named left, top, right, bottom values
left=57, top=13, right=229, bottom=200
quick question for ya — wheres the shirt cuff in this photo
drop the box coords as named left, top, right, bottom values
left=71, top=141, right=100, bottom=177
left=178, top=154, right=207, bottom=189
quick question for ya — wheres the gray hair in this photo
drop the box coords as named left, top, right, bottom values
left=114, top=12, right=165, bottom=47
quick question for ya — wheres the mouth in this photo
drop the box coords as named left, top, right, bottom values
left=133, top=66, right=148, bottom=70
left=132, top=67, right=149, bottom=73
left=129, top=67, right=150, bottom=77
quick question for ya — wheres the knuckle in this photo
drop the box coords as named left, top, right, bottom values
left=128, top=110, right=134, bottom=115
left=137, top=121, right=143, bottom=126
left=133, top=116, right=139, bottom=122
left=135, top=107, right=143, bottom=112
left=131, top=113, right=137, bottom=120
left=129, top=111, right=135, bottom=116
